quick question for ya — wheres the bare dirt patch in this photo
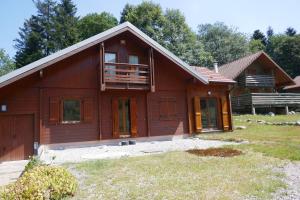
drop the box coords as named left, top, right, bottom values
left=186, top=148, right=242, bottom=157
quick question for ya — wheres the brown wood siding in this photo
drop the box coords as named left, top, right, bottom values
left=0, top=30, right=232, bottom=153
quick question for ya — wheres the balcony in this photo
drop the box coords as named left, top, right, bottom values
left=101, top=62, right=153, bottom=90
left=238, top=74, right=275, bottom=87
left=231, top=93, right=300, bottom=111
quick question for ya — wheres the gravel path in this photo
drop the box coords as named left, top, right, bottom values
left=40, top=138, right=239, bottom=164
left=274, top=162, right=300, bottom=200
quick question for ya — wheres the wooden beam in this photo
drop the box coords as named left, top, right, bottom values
left=99, top=42, right=105, bottom=91
left=149, top=48, right=155, bottom=92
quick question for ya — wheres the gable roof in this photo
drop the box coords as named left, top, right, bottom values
left=218, top=51, right=294, bottom=86
left=192, top=66, right=235, bottom=84
left=284, top=76, right=300, bottom=90
left=0, top=22, right=208, bottom=88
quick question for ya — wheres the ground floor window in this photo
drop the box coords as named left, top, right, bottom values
left=62, top=99, right=81, bottom=123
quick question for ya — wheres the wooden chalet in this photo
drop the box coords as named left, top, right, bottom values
left=0, top=22, right=234, bottom=161
left=219, top=51, right=300, bottom=114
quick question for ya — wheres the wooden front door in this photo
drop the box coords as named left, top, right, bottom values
left=112, top=97, right=137, bottom=138
left=200, top=98, right=219, bottom=129
left=0, top=115, right=34, bottom=162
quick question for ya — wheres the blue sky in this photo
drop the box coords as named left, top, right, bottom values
left=1, top=0, right=300, bottom=57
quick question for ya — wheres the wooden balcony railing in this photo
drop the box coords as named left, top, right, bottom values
left=238, top=74, right=275, bottom=87
left=232, top=93, right=300, bottom=110
left=103, top=62, right=150, bottom=87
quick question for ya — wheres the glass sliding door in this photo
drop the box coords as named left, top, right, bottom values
left=200, top=98, right=219, bottom=129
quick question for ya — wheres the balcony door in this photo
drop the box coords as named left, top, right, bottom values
left=112, top=97, right=137, bottom=138
left=200, top=98, right=219, bottom=129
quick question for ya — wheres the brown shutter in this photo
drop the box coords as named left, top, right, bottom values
left=221, top=96, right=230, bottom=131
left=49, top=97, right=60, bottom=123
left=83, top=98, right=93, bottom=123
left=130, top=97, right=138, bottom=137
left=112, top=98, right=119, bottom=138
left=193, top=96, right=202, bottom=132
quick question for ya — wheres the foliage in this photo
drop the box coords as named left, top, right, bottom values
left=24, top=156, right=42, bottom=172
left=0, top=165, right=78, bottom=200
left=77, top=12, right=118, bottom=40
left=120, top=2, right=213, bottom=66
left=14, top=0, right=78, bottom=68
left=267, top=34, right=300, bottom=77
left=0, top=49, right=15, bottom=76
left=252, top=29, right=267, bottom=46
left=52, top=0, right=79, bottom=51
left=198, top=22, right=249, bottom=65
left=120, top=2, right=165, bottom=44
left=285, top=27, right=297, bottom=36
left=249, top=39, right=266, bottom=53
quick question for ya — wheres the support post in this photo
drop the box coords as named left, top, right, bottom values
left=99, top=42, right=105, bottom=91
left=285, top=106, right=289, bottom=115
left=149, top=48, right=155, bottom=92
left=251, top=105, right=256, bottom=115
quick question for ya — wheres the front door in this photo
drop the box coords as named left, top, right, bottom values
left=200, top=98, right=219, bottom=129
left=112, top=97, right=137, bottom=138
left=118, top=98, right=131, bottom=138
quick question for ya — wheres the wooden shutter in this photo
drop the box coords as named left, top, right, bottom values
left=49, top=97, right=60, bottom=123
left=112, top=98, right=119, bottom=138
left=83, top=98, right=93, bottom=123
left=130, top=97, right=138, bottom=137
left=221, top=96, right=230, bottom=131
left=193, top=96, right=202, bottom=132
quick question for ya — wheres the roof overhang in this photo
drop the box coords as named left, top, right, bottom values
left=0, top=22, right=208, bottom=88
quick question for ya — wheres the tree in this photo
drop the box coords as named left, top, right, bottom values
left=14, top=0, right=79, bottom=68
left=53, top=0, right=79, bottom=51
left=119, top=1, right=165, bottom=43
left=0, top=49, right=15, bottom=76
left=252, top=30, right=267, bottom=46
left=266, top=26, right=274, bottom=38
left=197, top=22, right=249, bottom=65
left=267, top=35, right=300, bottom=77
left=162, top=9, right=213, bottom=66
left=285, top=27, right=297, bottom=36
left=77, top=12, right=118, bottom=40
left=249, top=39, right=266, bottom=53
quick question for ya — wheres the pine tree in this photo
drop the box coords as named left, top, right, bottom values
left=252, top=30, right=267, bottom=46
left=285, top=27, right=297, bottom=36
left=53, top=0, right=79, bottom=50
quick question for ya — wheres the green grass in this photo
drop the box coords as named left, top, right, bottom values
left=67, top=114, right=300, bottom=199
left=198, top=114, right=300, bottom=161
left=70, top=151, right=284, bottom=200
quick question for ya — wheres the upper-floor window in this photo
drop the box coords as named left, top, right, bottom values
left=129, top=55, right=139, bottom=75
left=105, top=52, right=117, bottom=75
left=129, top=55, right=139, bottom=64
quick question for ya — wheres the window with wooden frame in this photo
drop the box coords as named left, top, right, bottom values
left=49, top=97, right=93, bottom=124
left=159, top=97, right=177, bottom=120
left=62, top=99, right=81, bottom=124
left=129, top=55, right=139, bottom=76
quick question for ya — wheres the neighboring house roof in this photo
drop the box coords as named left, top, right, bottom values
left=284, top=76, right=300, bottom=90
left=219, top=51, right=295, bottom=86
left=0, top=22, right=209, bottom=89
left=192, top=66, right=235, bottom=84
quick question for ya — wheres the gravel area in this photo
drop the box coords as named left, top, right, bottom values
left=274, top=162, right=300, bottom=200
left=40, top=138, right=239, bottom=164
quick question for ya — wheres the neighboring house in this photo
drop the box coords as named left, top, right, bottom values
left=0, top=22, right=234, bottom=162
left=284, top=76, right=300, bottom=93
left=219, top=51, right=300, bottom=114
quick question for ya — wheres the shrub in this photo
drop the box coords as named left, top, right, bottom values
left=24, top=156, right=42, bottom=172
left=0, top=165, right=78, bottom=200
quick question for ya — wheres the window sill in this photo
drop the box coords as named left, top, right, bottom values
left=61, top=121, right=81, bottom=124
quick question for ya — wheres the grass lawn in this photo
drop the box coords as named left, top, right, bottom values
left=198, top=114, right=300, bottom=161
left=68, top=114, right=300, bottom=199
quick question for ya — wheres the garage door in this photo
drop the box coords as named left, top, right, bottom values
left=0, top=115, right=34, bottom=162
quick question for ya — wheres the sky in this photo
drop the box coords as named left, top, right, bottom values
left=1, top=0, right=300, bottom=57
